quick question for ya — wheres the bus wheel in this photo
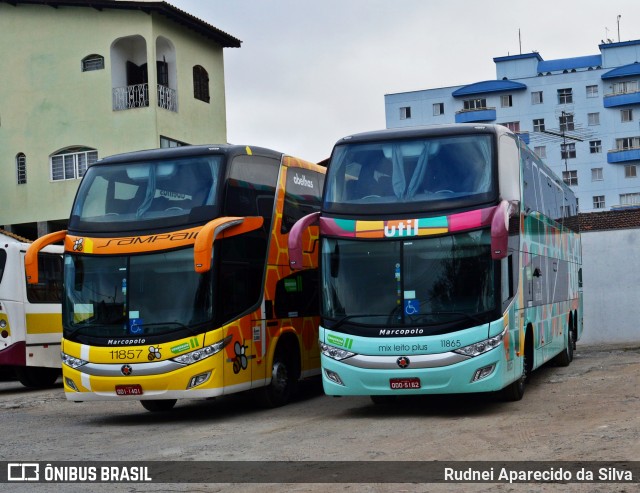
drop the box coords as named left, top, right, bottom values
left=501, top=371, right=525, bottom=402
left=15, top=367, right=60, bottom=388
left=140, top=399, right=177, bottom=412
left=257, top=347, right=298, bottom=408
left=501, top=352, right=529, bottom=402
left=555, top=329, right=574, bottom=367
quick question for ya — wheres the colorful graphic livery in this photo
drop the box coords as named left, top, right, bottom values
left=0, top=230, right=63, bottom=387
left=290, top=124, right=582, bottom=402
left=26, top=145, right=325, bottom=411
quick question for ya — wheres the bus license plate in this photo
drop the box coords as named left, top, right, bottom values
left=115, top=384, right=143, bottom=396
left=389, top=377, right=421, bottom=390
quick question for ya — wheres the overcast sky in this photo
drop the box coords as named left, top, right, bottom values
left=166, top=0, right=640, bottom=162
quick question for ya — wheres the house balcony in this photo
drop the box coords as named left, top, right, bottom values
left=603, top=90, right=640, bottom=108
left=113, top=84, right=178, bottom=112
left=607, top=147, right=640, bottom=163
left=454, top=107, right=496, bottom=123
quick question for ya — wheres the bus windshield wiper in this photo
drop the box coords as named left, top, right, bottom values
left=327, top=314, right=390, bottom=331
left=410, top=310, right=488, bottom=325
left=129, top=321, right=196, bottom=335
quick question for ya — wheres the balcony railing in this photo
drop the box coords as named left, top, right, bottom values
left=112, top=84, right=178, bottom=112
left=607, top=146, right=640, bottom=164
left=113, top=84, right=149, bottom=111
left=603, top=89, right=640, bottom=108
left=454, top=107, right=497, bottom=123
left=157, top=84, right=178, bottom=112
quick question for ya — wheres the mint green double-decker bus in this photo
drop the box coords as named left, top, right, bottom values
left=289, top=124, right=581, bottom=402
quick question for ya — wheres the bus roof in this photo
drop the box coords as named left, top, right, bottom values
left=335, top=124, right=509, bottom=146
left=95, top=144, right=284, bottom=166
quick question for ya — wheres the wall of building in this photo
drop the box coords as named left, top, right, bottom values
left=581, top=226, right=640, bottom=344
left=0, top=2, right=232, bottom=236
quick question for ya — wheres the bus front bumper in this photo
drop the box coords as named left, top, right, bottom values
left=321, top=347, right=513, bottom=396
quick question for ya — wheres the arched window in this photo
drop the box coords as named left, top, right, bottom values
left=50, top=147, right=98, bottom=181
left=193, top=65, right=210, bottom=103
left=81, top=54, right=104, bottom=72
left=16, top=153, right=26, bottom=185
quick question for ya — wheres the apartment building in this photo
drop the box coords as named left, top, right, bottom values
left=385, top=39, right=640, bottom=212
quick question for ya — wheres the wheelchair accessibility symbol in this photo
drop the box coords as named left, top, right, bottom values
left=404, top=299, right=420, bottom=315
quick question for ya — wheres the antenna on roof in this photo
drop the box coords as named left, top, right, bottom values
left=617, top=14, right=621, bottom=42
left=518, top=28, right=522, bottom=55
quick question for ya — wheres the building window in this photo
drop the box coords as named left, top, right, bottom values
left=591, top=168, right=603, bottom=181
left=625, top=165, right=637, bottom=178
left=587, top=112, right=600, bottom=126
left=593, top=195, right=605, bottom=209
left=589, top=140, right=602, bottom=153
left=611, top=80, right=638, bottom=94
left=531, top=91, right=543, bottom=104
left=501, top=95, right=513, bottom=107
left=557, top=88, right=573, bottom=104
left=400, top=106, right=412, bottom=119
left=533, top=118, right=545, bottom=132
left=16, top=153, right=26, bottom=185
left=616, top=136, right=640, bottom=150
left=463, top=98, right=487, bottom=111
left=562, top=170, right=578, bottom=186
left=534, top=146, right=546, bottom=159
left=193, top=65, right=210, bottom=103
left=561, top=143, right=576, bottom=159
left=433, top=102, right=444, bottom=116
left=620, top=192, right=640, bottom=206
left=160, top=136, right=187, bottom=148
left=81, top=54, right=104, bottom=72
left=500, top=121, right=520, bottom=132
left=586, top=85, right=598, bottom=98
left=50, top=147, right=98, bottom=181
left=621, top=109, right=633, bottom=122
left=559, top=113, right=575, bottom=132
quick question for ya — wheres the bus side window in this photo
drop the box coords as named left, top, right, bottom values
left=26, top=253, right=63, bottom=303
left=274, top=270, right=319, bottom=318
left=225, top=155, right=278, bottom=223
left=281, top=168, right=324, bottom=233
left=217, top=154, right=280, bottom=323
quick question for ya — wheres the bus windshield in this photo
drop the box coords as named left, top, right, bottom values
left=321, top=229, right=497, bottom=335
left=324, top=134, right=495, bottom=213
left=63, top=248, right=212, bottom=339
left=69, top=155, right=223, bottom=233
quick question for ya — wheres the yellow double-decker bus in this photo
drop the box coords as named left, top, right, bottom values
left=27, top=145, right=324, bottom=411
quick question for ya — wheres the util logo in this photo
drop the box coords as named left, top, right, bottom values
left=384, top=220, right=419, bottom=238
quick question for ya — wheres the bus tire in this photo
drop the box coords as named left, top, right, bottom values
left=14, top=367, right=60, bottom=388
left=501, top=369, right=525, bottom=402
left=140, top=399, right=177, bottom=412
left=257, top=343, right=299, bottom=408
left=555, top=328, right=574, bottom=367
left=501, top=328, right=532, bottom=402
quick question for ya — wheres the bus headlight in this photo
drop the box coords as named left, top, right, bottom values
left=61, top=352, right=88, bottom=369
left=453, top=329, right=506, bottom=357
left=320, top=341, right=355, bottom=361
left=172, top=335, right=231, bottom=365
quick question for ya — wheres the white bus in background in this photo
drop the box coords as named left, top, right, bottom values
left=0, top=230, right=63, bottom=387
